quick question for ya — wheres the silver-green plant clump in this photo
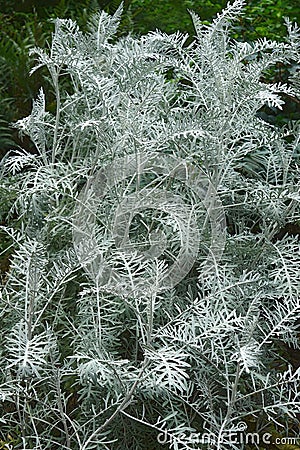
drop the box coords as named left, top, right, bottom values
left=0, top=1, right=300, bottom=449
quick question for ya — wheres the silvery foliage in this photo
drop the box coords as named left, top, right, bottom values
left=0, top=1, right=300, bottom=448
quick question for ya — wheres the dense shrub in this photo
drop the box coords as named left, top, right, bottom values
left=0, top=1, right=300, bottom=449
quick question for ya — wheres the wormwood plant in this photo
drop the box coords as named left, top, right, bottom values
left=0, top=1, right=300, bottom=449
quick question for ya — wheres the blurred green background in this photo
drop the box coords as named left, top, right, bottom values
left=0, top=0, right=299, bottom=157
